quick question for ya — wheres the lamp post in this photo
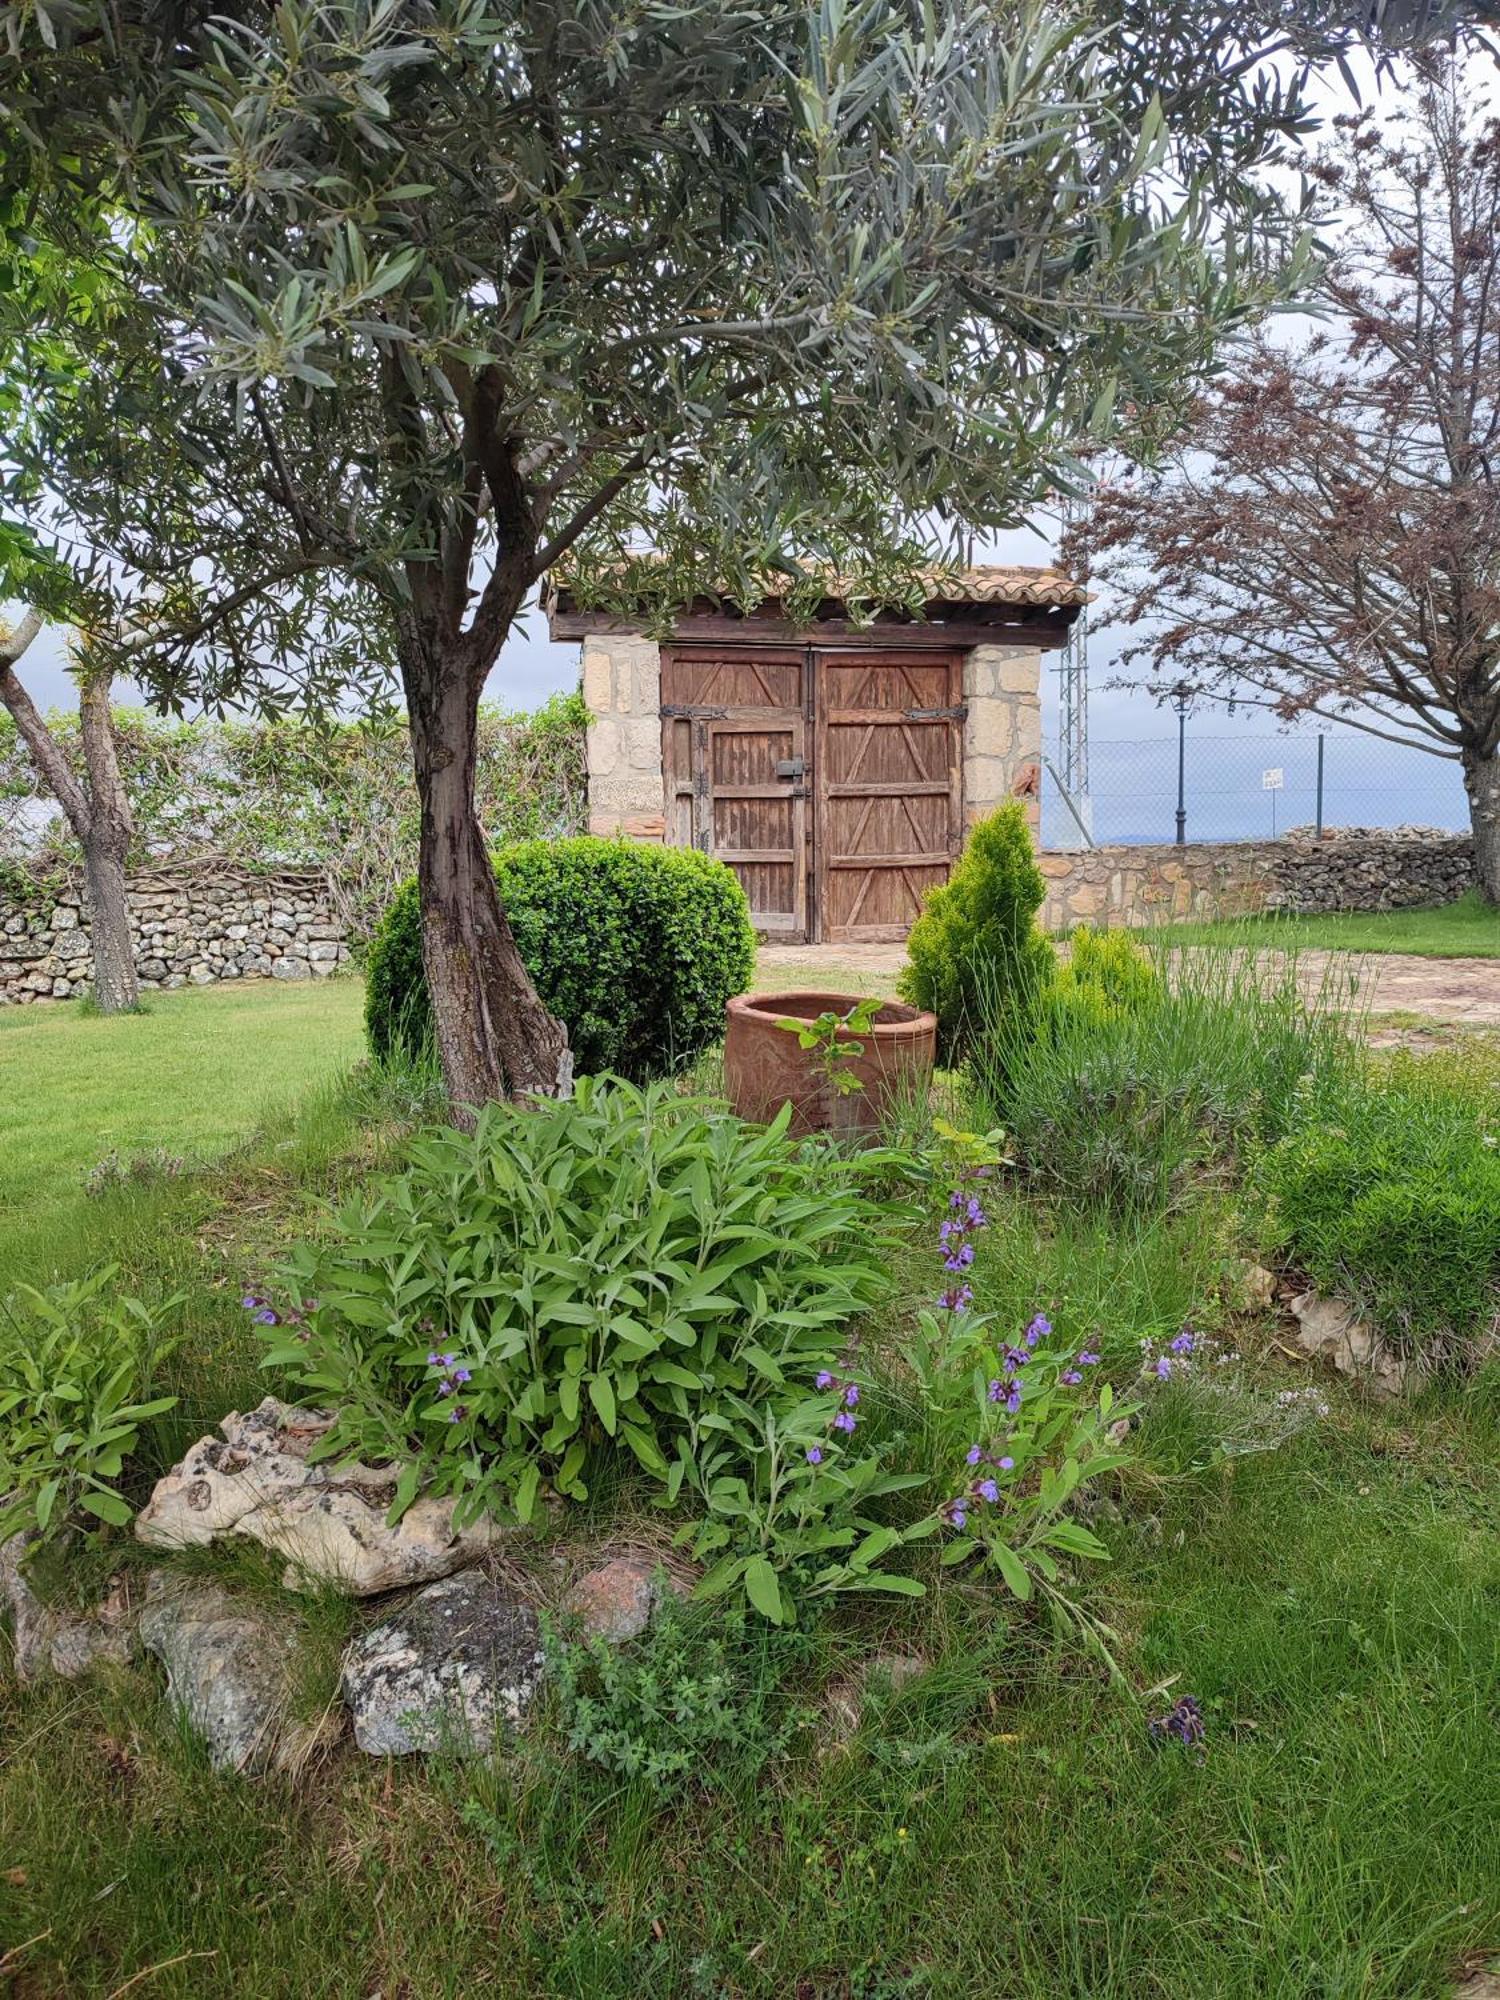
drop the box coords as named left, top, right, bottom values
left=1172, top=683, right=1191, bottom=845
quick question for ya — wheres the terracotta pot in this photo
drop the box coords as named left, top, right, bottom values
left=724, top=991, right=938, bottom=1136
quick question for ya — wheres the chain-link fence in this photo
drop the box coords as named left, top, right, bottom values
left=1042, top=730, right=1471, bottom=848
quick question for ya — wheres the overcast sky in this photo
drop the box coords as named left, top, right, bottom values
left=4, top=46, right=1478, bottom=843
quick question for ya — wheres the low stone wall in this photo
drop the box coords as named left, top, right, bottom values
left=1039, top=831, right=1476, bottom=932
left=0, top=864, right=349, bottom=1005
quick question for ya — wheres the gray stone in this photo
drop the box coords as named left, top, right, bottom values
left=138, top=1573, right=333, bottom=1774
left=343, top=1572, right=545, bottom=1756
left=272, top=956, right=310, bottom=981
left=0, top=1533, right=136, bottom=1681
left=135, top=1397, right=503, bottom=1594
left=49, top=904, right=80, bottom=930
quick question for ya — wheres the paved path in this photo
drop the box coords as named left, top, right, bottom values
left=755, top=942, right=1500, bottom=1029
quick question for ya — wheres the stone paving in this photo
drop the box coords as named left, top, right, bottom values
left=754, top=942, right=1500, bottom=1029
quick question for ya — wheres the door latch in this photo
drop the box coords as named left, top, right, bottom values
left=775, top=756, right=806, bottom=779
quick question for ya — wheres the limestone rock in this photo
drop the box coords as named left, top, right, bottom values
left=1286, top=1291, right=1416, bottom=1400
left=0, top=1533, right=136, bottom=1681
left=342, top=1572, right=545, bottom=1756
left=138, top=1573, right=334, bottom=1774
left=135, top=1398, right=501, bottom=1595
left=562, top=1556, right=666, bottom=1645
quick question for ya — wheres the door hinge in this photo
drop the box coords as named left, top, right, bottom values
left=662, top=703, right=729, bottom=719
left=775, top=756, right=806, bottom=779
left=905, top=704, right=968, bottom=722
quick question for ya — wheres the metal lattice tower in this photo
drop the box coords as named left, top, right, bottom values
left=1055, top=495, right=1092, bottom=841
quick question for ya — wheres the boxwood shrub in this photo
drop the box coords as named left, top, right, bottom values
left=364, top=837, right=756, bottom=1081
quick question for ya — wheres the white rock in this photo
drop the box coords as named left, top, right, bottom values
left=272, top=956, right=310, bottom=981
left=342, top=1572, right=545, bottom=1756
left=134, top=1398, right=503, bottom=1594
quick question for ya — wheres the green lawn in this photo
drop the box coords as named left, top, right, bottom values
left=1161, top=888, right=1500, bottom=958
left=0, top=976, right=365, bottom=1235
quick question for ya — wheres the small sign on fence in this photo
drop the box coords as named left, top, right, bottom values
left=1261, top=767, right=1284, bottom=791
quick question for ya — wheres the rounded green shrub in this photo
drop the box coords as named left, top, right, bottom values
left=898, top=802, right=1054, bottom=1062
left=364, top=837, right=756, bottom=1081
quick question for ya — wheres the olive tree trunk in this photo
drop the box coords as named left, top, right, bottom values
left=402, top=639, right=571, bottom=1116
left=77, top=669, right=138, bottom=1011
left=0, top=614, right=138, bottom=1012
left=1463, top=746, right=1500, bottom=907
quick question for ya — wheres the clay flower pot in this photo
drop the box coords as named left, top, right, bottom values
left=724, top=991, right=938, bottom=1136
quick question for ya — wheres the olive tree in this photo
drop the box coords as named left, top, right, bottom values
left=2, top=0, right=1483, bottom=1103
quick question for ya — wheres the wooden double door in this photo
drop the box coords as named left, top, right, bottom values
left=661, top=644, right=965, bottom=942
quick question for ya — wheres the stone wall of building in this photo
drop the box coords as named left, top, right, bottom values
left=0, top=865, right=349, bottom=1005
left=964, top=643, right=1043, bottom=832
left=581, top=634, right=667, bottom=841
left=1039, top=831, right=1476, bottom=932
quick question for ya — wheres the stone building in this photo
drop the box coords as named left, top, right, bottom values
left=547, top=566, right=1083, bottom=943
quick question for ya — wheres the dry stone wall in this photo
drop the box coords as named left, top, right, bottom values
left=0, top=864, right=348, bottom=1005
left=1039, top=830, right=1476, bottom=932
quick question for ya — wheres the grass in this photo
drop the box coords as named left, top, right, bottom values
left=1162, top=888, right=1500, bottom=959
left=1, top=979, right=1498, bottom=1998
left=0, top=976, right=365, bottom=1245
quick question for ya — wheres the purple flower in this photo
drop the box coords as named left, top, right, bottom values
left=1060, top=1369, right=1082, bottom=1386
left=1156, top=1355, right=1173, bottom=1381
left=939, top=1284, right=974, bottom=1314
left=816, top=1370, right=835, bottom=1390
left=966, top=1444, right=983, bottom=1466
left=948, top=1190, right=967, bottom=1212
left=454, top=1367, right=472, bottom=1385
left=833, top=1410, right=857, bottom=1433
left=1170, top=1330, right=1197, bottom=1356
left=447, top=1406, right=466, bottom=1424
left=1003, top=1346, right=1030, bottom=1371
left=1149, top=1694, right=1206, bottom=1753
left=844, top=1384, right=860, bottom=1408
left=254, top=1308, right=279, bottom=1326
left=989, top=1377, right=1022, bottom=1413
left=977, top=1478, right=999, bottom=1503
left=806, top=1446, right=823, bottom=1465
left=438, top=1378, right=455, bottom=1396
left=241, top=1294, right=262, bottom=1311
left=1077, top=1350, right=1101, bottom=1367
left=1025, top=1312, right=1052, bottom=1347
left=427, top=1351, right=442, bottom=1367
left=440, top=1352, right=456, bottom=1369
left=943, top=1243, right=976, bottom=1273
left=965, top=1197, right=988, bottom=1229
left=998, top=1455, right=1014, bottom=1471
left=948, top=1502, right=969, bottom=1530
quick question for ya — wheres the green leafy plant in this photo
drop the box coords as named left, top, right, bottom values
left=363, top=838, right=755, bottom=1082
left=263, top=1081, right=896, bottom=1614
left=776, top=997, right=881, bottom=1099
left=545, top=1591, right=815, bottom=1792
left=898, top=804, right=1054, bottom=1064
left=0, top=1267, right=181, bottom=1543
left=1255, top=1045, right=1500, bottom=1356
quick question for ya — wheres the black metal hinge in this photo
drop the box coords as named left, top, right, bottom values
left=662, top=703, right=729, bottom=719
left=904, top=704, right=968, bottom=722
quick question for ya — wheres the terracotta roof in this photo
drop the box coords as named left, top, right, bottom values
left=546, top=560, right=1085, bottom=614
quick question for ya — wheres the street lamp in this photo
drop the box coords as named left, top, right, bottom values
left=1171, top=682, right=1192, bottom=845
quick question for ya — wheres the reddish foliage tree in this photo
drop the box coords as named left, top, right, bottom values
left=1073, top=57, right=1500, bottom=900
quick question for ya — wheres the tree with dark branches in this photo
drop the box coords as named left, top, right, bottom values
left=1073, top=51, right=1500, bottom=900
left=3, top=2, right=1493, bottom=1103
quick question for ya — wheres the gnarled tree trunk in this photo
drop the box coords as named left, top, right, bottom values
left=402, top=639, right=571, bottom=1117
left=0, top=614, right=139, bottom=1012
left=77, top=668, right=138, bottom=1011
left=1463, top=746, right=1500, bottom=906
